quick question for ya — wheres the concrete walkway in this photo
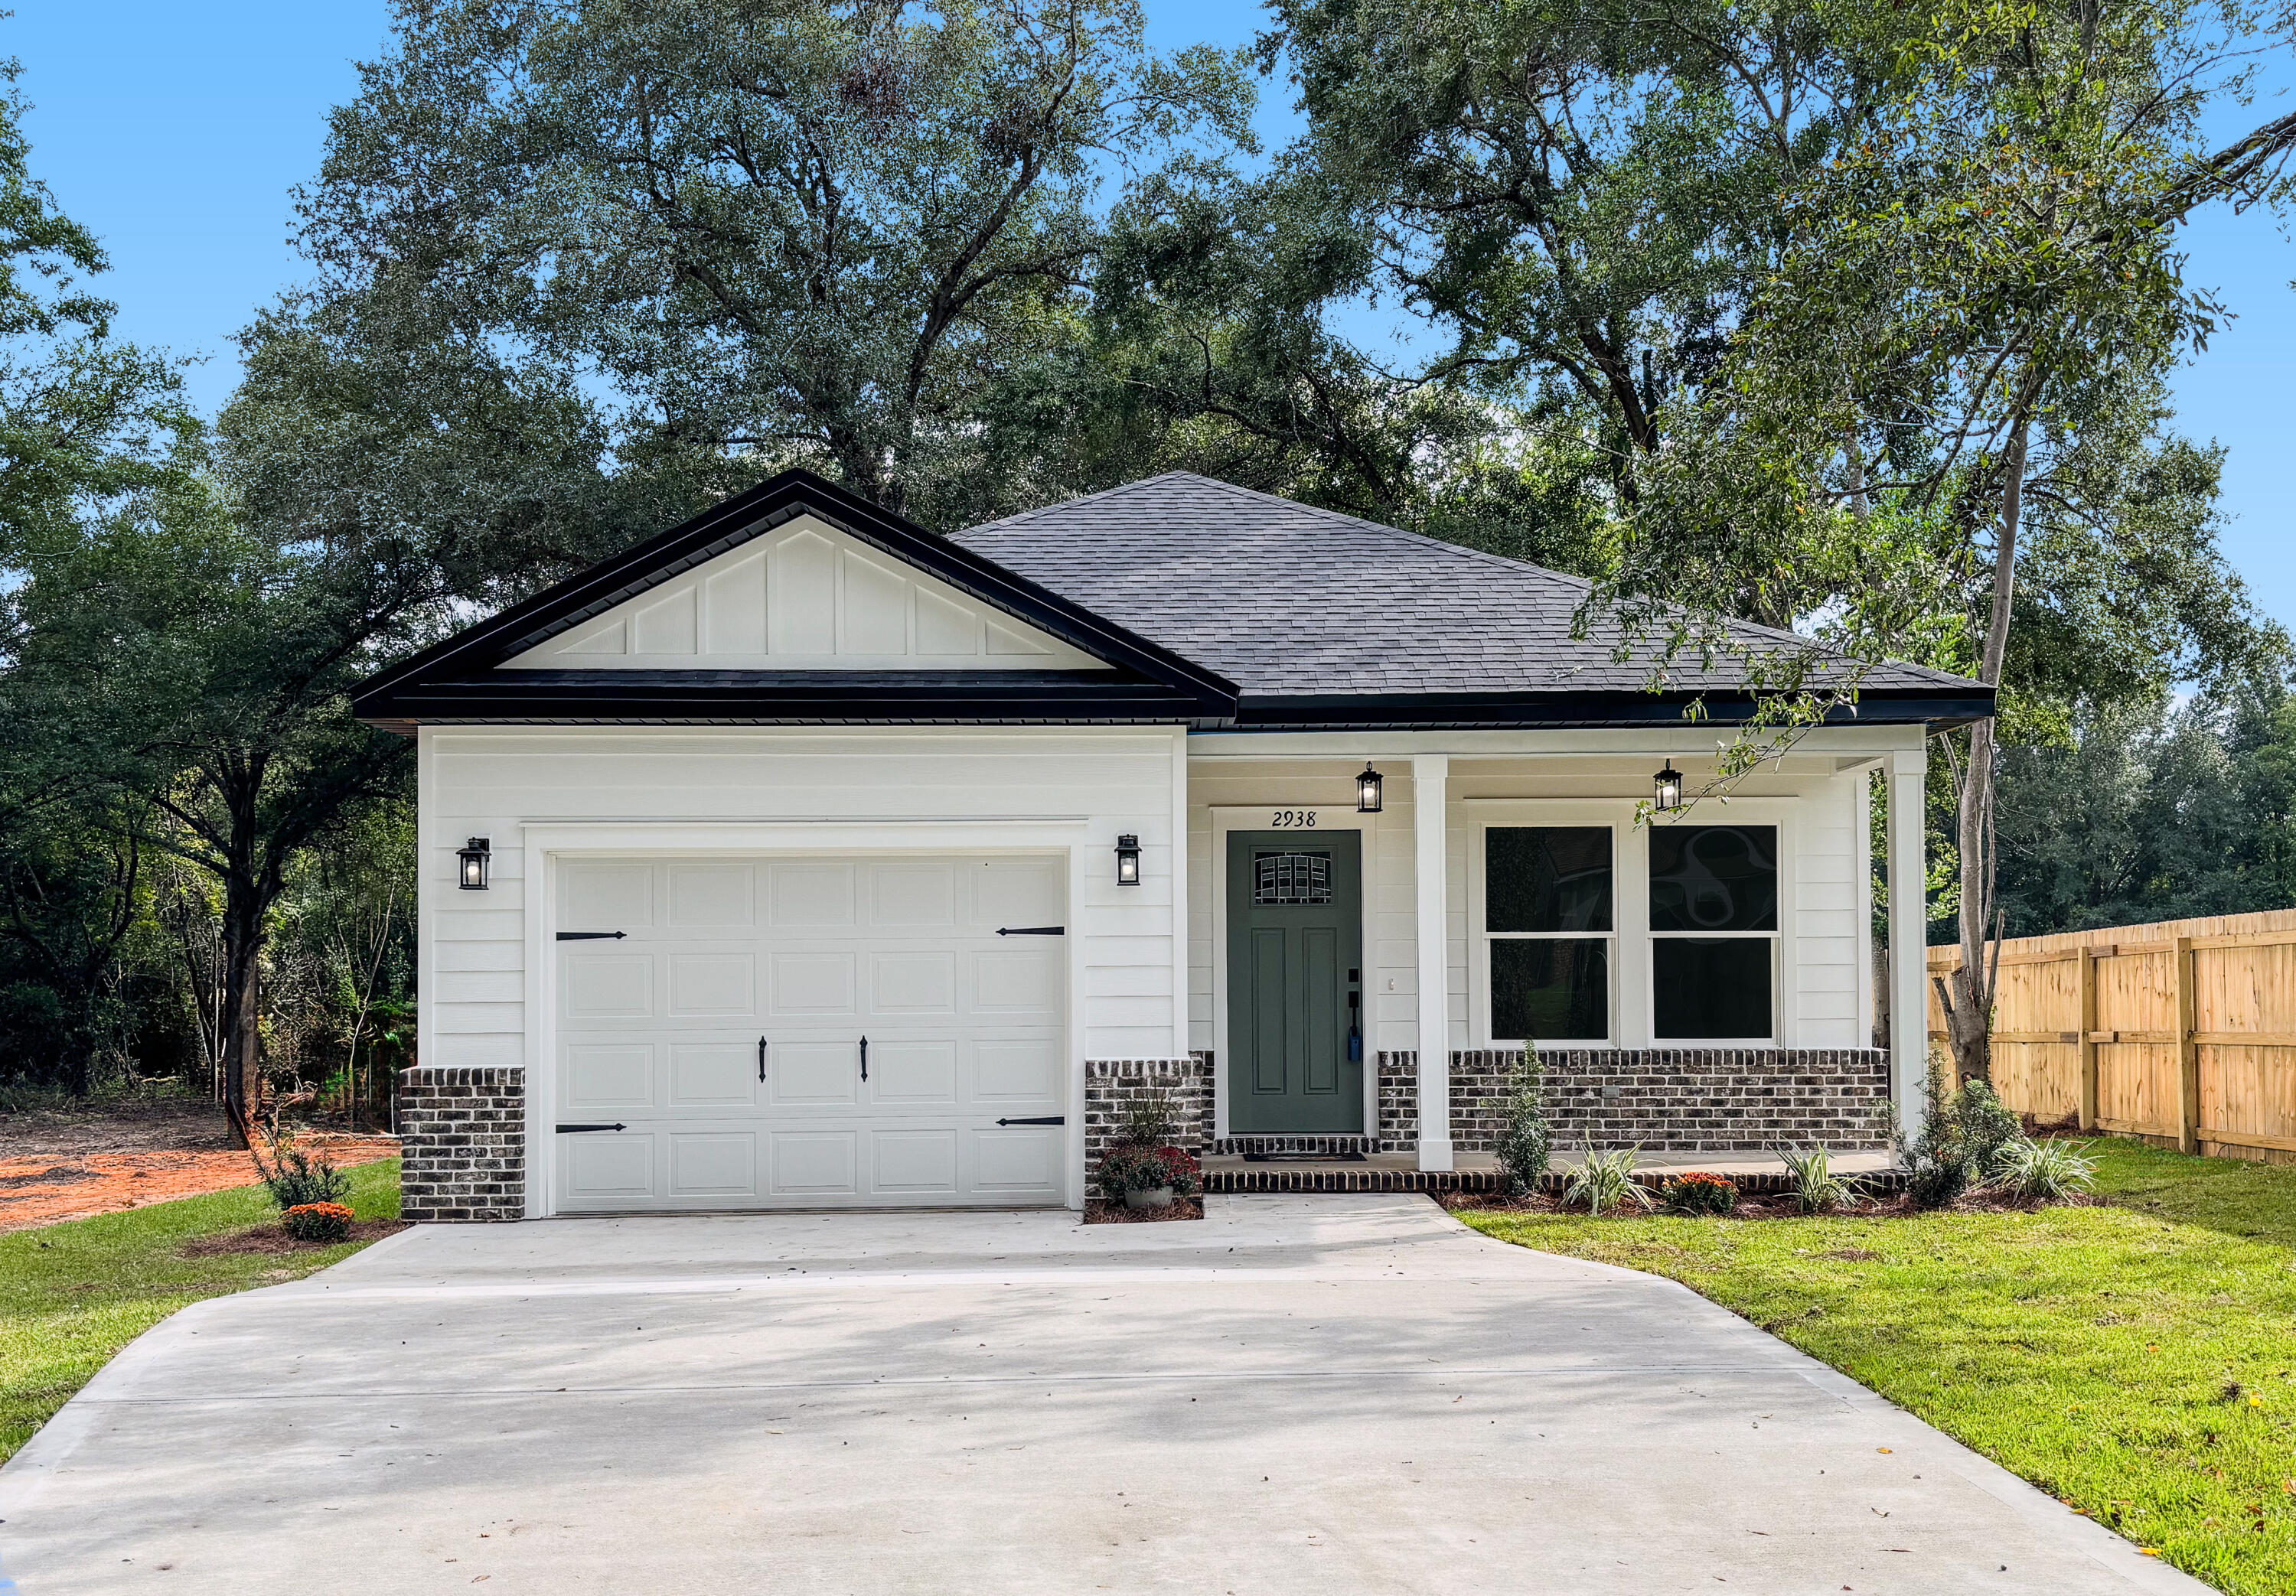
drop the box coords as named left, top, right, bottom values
left=0, top=1196, right=2201, bottom=1594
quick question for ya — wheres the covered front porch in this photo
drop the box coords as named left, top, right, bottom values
left=1097, top=730, right=1936, bottom=1179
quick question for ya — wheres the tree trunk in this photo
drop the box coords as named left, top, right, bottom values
left=1945, top=413, right=2029, bottom=1086
left=217, top=868, right=266, bottom=1148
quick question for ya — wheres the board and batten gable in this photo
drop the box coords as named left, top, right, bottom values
left=499, top=513, right=1112, bottom=672
left=417, top=724, right=1189, bottom=1074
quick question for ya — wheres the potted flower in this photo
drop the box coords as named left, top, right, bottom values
left=1100, top=1142, right=1202, bottom=1209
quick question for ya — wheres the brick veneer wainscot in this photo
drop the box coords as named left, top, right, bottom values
left=1378, top=1048, right=1891, bottom=1154
left=397, top=1067, right=527, bottom=1222
left=1082, top=1054, right=1212, bottom=1184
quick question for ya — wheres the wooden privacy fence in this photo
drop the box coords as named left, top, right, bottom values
left=1926, top=907, right=2296, bottom=1163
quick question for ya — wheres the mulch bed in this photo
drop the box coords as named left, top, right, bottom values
left=1440, top=1185, right=2092, bottom=1221
left=1084, top=1197, right=1205, bottom=1223
left=180, top=1217, right=408, bottom=1256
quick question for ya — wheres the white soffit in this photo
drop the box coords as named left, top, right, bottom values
left=502, top=514, right=1111, bottom=672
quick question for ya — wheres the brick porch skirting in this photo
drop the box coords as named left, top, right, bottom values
left=1378, top=1048, right=1892, bottom=1155
left=1082, top=1055, right=1213, bottom=1188
left=397, top=1067, right=527, bottom=1222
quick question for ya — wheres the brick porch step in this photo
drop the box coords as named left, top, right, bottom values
left=1203, top=1163, right=1909, bottom=1197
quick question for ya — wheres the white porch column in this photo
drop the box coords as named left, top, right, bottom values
left=1887, top=744, right=1929, bottom=1148
left=1413, top=754, right=1454, bottom=1172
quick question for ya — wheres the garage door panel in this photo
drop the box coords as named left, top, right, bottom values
left=668, top=1043, right=756, bottom=1106
left=558, top=852, right=1068, bottom=1211
left=563, top=862, right=654, bottom=930
left=973, top=1128, right=1060, bottom=1194
left=669, top=1132, right=757, bottom=1197
left=768, top=862, right=857, bottom=928
left=871, top=1041, right=957, bottom=1103
left=769, top=1041, right=861, bottom=1105
left=974, top=949, right=1060, bottom=1015
left=566, top=954, right=653, bottom=1019
left=564, top=1133, right=655, bottom=1200
left=773, top=1132, right=858, bottom=1195
left=567, top=1044, right=655, bottom=1108
left=873, top=1129, right=958, bottom=1194
left=976, top=857, right=1062, bottom=927
left=668, top=953, right=756, bottom=1016
left=973, top=1039, right=1059, bottom=1103
left=667, top=863, right=755, bottom=928
left=871, top=952, right=956, bottom=1015
left=869, top=862, right=957, bottom=927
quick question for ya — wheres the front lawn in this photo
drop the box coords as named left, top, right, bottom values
left=0, top=1157, right=402, bottom=1464
left=1460, top=1141, right=2296, bottom=1595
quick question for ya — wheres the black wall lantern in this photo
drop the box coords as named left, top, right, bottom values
left=1652, top=764, right=1684, bottom=813
left=458, top=836, right=492, bottom=891
left=1356, top=763, right=1384, bottom=813
left=1114, top=834, right=1141, bottom=886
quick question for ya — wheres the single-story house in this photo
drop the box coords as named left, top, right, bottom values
left=353, top=470, right=1988, bottom=1219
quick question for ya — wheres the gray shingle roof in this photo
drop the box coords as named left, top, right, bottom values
left=950, top=473, right=1979, bottom=707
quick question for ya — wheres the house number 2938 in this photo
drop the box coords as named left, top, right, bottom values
left=1270, top=809, right=1317, bottom=828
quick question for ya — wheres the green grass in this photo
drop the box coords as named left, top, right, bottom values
left=0, top=1158, right=401, bottom=1464
left=1460, top=1141, right=2296, bottom=1594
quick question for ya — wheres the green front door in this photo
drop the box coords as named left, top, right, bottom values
left=1225, top=831, right=1364, bottom=1134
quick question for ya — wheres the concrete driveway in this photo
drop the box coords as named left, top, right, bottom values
left=0, top=1195, right=2201, bottom=1594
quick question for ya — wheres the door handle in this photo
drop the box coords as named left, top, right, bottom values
left=859, top=1035, right=869, bottom=1083
left=757, top=1035, right=768, bottom=1083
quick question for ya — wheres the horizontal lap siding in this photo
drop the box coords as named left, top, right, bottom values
left=419, top=728, right=1182, bottom=1068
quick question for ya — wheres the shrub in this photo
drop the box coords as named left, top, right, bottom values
left=1561, top=1147, right=1653, bottom=1216
left=263, top=1142, right=349, bottom=1211
left=1990, top=1137, right=2099, bottom=1200
left=1098, top=1143, right=1197, bottom=1200
left=1908, top=1155, right=1974, bottom=1211
left=1899, top=1049, right=2033, bottom=1211
left=281, top=1201, right=354, bottom=1243
left=1662, top=1172, right=1738, bottom=1216
left=1493, top=1044, right=1551, bottom=1197
left=1120, top=1087, right=1180, bottom=1149
left=1956, top=1079, right=2024, bottom=1170
left=1777, top=1142, right=1857, bottom=1214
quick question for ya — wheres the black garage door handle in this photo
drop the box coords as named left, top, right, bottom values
left=556, top=1122, right=627, bottom=1133
left=995, top=1116, right=1065, bottom=1127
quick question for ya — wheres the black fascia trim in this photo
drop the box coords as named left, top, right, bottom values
left=1226, top=689, right=1996, bottom=730
left=348, top=469, right=1238, bottom=719
left=357, top=670, right=1208, bottom=734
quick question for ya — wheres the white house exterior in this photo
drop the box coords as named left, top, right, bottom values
left=356, top=471, right=1985, bottom=1218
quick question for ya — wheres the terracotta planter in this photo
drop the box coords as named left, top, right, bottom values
left=1124, top=1185, right=1176, bottom=1210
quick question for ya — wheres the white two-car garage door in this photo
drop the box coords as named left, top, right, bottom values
left=551, top=854, right=1068, bottom=1212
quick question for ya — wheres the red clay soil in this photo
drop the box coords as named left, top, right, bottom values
left=0, top=1098, right=398, bottom=1233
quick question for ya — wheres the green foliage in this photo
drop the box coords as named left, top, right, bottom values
left=260, top=1142, right=350, bottom=1212
left=1097, top=1142, right=1189, bottom=1198
left=1903, top=1053, right=2027, bottom=1209
left=1561, top=1147, right=1655, bottom=1216
left=1661, top=1172, right=1740, bottom=1217
left=1492, top=1046, right=1551, bottom=1197
left=1777, top=1143, right=1859, bottom=1215
left=1990, top=1138, right=2101, bottom=1202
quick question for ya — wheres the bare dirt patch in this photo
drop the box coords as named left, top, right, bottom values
left=180, top=1217, right=408, bottom=1256
left=0, top=1096, right=398, bottom=1233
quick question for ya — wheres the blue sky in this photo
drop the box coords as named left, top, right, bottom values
left=14, top=2, right=2296, bottom=637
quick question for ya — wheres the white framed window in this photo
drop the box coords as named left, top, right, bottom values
left=1480, top=823, right=1616, bottom=1044
left=1648, top=822, right=1779, bottom=1043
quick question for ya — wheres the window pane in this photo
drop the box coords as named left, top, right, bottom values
left=1649, top=825, right=1777, bottom=932
left=1491, top=938, right=1608, bottom=1041
left=1486, top=827, right=1613, bottom=933
left=1653, top=939, right=1773, bottom=1039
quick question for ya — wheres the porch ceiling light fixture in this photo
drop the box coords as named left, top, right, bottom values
left=458, top=836, right=492, bottom=891
left=1114, top=834, right=1142, bottom=886
left=1355, top=762, right=1384, bottom=814
left=1652, top=764, right=1685, bottom=813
